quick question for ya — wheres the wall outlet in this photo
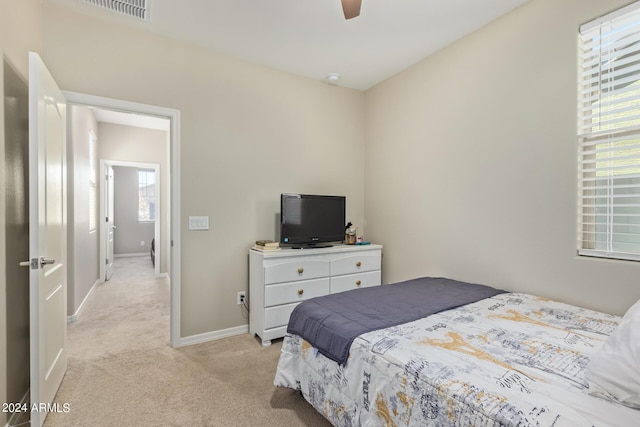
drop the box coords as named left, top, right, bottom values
left=237, top=291, right=246, bottom=305
left=140, top=240, right=145, bottom=246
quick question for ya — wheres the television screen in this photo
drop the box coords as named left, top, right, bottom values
left=280, top=193, right=346, bottom=248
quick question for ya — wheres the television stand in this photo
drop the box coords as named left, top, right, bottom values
left=249, top=244, right=383, bottom=346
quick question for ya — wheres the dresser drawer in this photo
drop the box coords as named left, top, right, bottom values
left=331, top=252, right=381, bottom=276
left=265, top=278, right=330, bottom=307
left=264, top=259, right=331, bottom=285
left=264, top=303, right=299, bottom=329
left=330, top=270, right=381, bottom=293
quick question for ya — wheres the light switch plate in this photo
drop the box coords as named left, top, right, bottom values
left=189, top=216, right=209, bottom=230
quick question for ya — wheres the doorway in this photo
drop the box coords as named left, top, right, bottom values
left=3, top=58, right=30, bottom=426
left=64, top=91, right=181, bottom=348
left=101, top=161, right=162, bottom=281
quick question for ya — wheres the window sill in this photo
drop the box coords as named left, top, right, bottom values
left=578, top=249, right=640, bottom=262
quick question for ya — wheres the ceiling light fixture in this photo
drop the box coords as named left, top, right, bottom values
left=326, top=73, right=341, bottom=85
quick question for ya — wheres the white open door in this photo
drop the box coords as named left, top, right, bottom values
left=28, top=52, right=67, bottom=427
left=105, top=165, right=115, bottom=280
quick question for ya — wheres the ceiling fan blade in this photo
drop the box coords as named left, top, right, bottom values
left=341, top=0, right=361, bottom=20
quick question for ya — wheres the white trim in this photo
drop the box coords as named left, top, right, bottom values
left=114, top=252, right=150, bottom=258
left=67, top=279, right=100, bottom=323
left=174, top=325, right=249, bottom=348
left=169, top=103, right=181, bottom=349
left=63, top=90, right=181, bottom=348
left=88, top=128, right=97, bottom=232
left=578, top=249, right=640, bottom=263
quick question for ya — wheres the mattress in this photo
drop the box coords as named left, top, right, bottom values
left=287, top=277, right=506, bottom=365
left=274, top=292, right=640, bottom=426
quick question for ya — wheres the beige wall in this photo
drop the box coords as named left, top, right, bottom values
left=1, top=0, right=42, bottom=423
left=68, top=105, right=100, bottom=316
left=42, top=3, right=367, bottom=337
left=98, top=123, right=169, bottom=274
left=364, top=0, right=639, bottom=316
left=40, top=0, right=639, bottom=340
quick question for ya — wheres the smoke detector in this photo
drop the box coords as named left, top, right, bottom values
left=84, top=0, right=149, bottom=21
left=326, top=73, right=341, bottom=85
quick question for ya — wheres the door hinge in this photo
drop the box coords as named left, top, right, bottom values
left=106, top=258, right=109, bottom=265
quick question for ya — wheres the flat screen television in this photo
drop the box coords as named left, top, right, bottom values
left=280, top=193, right=346, bottom=248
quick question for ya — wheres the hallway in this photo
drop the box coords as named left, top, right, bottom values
left=43, top=256, right=170, bottom=426
left=66, top=256, right=169, bottom=360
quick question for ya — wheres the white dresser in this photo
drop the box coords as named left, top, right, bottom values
left=249, top=244, right=382, bottom=346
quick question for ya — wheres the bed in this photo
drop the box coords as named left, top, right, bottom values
left=274, top=277, right=640, bottom=426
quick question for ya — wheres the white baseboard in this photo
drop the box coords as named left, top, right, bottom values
left=67, top=279, right=100, bottom=323
left=114, top=252, right=149, bottom=258
left=174, top=324, right=249, bottom=348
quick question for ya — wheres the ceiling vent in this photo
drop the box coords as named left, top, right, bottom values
left=84, top=0, right=149, bottom=21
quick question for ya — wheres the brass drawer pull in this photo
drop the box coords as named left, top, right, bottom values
left=297, top=267, right=304, bottom=274
left=356, top=280, right=362, bottom=286
left=356, top=262, right=362, bottom=267
left=297, top=289, right=304, bottom=295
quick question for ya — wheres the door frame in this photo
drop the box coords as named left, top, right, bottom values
left=63, top=91, right=181, bottom=348
left=100, top=160, right=161, bottom=279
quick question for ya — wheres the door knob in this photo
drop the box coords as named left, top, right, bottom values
left=19, top=258, right=54, bottom=269
left=39, top=257, right=55, bottom=267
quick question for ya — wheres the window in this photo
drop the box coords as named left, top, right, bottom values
left=88, top=130, right=97, bottom=232
left=138, top=169, right=156, bottom=222
left=578, top=1, right=640, bottom=261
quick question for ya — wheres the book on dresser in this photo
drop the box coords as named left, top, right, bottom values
left=251, top=245, right=281, bottom=251
left=255, top=239, right=278, bottom=247
left=253, top=240, right=281, bottom=251
left=248, top=244, right=383, bottom=347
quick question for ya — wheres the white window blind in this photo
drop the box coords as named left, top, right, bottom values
left=578, top=1, right=640, bottom=261
left=138, top=169, right=156, bottom=222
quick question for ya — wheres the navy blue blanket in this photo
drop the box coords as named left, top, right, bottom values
left=287, top=277, right=505, bottom=365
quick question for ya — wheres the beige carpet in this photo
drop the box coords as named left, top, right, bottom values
left=43, top=256, right=330, bottom=427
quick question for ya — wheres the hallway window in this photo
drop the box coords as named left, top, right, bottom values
left=138, top=169, right=156, bottom=222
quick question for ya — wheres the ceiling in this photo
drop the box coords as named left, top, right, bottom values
left=51, top=0, right=530, bottom=91
left=91, top=108, right=170, bottom=131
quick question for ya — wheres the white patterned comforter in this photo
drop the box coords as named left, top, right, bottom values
left=274, top=293, right=640, bottom=426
